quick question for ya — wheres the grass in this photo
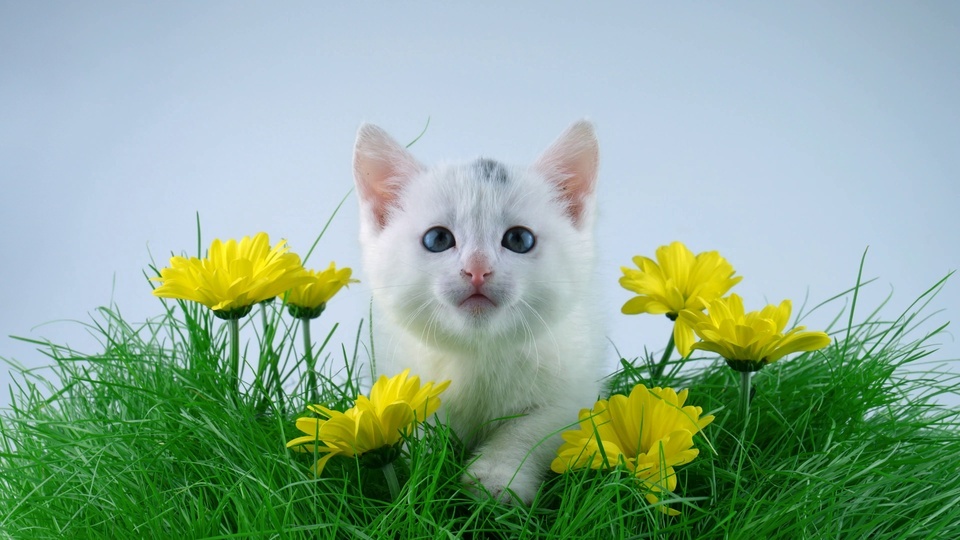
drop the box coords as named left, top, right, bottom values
left=2, top=272, right=959, bottom=539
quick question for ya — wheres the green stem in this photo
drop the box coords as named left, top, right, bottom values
left=739, top=371, right=753, bottom=421
left=259, top=307, right=270, bottom=367
left=302, top=317, right=317, bottom=402
left=652, top=333, right=676, bottom=380
left=228, top=318, right=240, bottom=394
left=382, top=462, right=400, bottom=501
left=255, top=307, right=269, bottom=388
left=264, top=307, right=285, bottom=409
left=256, top=305, right=284, bottom=412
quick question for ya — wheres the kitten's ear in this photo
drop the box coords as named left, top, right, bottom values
left=353, top=123, right=425, bottom=230
left=534, top=120, right=599, bottom=227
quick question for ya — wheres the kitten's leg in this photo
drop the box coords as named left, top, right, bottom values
left=461, top=405, right=573, bottom=505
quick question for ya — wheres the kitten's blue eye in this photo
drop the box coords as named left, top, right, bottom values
left=422, top=227, right=456, bottom=252
left=502, top=227, right=535, bottom=254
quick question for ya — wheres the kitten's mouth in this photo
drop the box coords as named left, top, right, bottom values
left=458, top=293, right=497, bottom=313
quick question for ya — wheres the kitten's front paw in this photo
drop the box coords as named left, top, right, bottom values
left=462, top=456, right=540, bottom=505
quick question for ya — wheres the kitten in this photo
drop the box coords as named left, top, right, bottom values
left=353, top=121, right=605, bottom=504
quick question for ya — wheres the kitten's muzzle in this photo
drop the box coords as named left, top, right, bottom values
left=458, top=292, right=497, bottom=312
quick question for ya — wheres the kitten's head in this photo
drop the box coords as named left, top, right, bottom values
left=353, top=121, right=599, bottom=348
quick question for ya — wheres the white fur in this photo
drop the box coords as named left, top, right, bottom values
left=353, top=121, right=605, bottom=504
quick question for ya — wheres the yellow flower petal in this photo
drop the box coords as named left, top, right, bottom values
left=287, top=370, right=449, bottom=476
left=152, top=232, right=313, bottom=316
left=620, top=242, right=740, bottom=346
left=621, top=295, right=671, bottom=316
left=311, top=452, right=338, bottom=476
left=685, top=294, right=831, bottom=371
left=553, top=383, right=711, bottom=515
left=673, top=320, right=696, bottom=358
left=285, top=262, right=358, bottom=311
left=765, top=330, right=832, bottom=363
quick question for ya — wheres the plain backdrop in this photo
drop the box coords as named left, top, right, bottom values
left=2, top=2, right=958, bottom=408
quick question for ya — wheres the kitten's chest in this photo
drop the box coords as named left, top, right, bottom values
left=411, top=344, right=548, bottom=437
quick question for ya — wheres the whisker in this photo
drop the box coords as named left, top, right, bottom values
left=518, top=297, right=562, bottom=378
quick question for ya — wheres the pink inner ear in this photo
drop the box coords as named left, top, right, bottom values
left=353, top=124, right=424, bottom=229
left=534, top=120, right=599, bottom=227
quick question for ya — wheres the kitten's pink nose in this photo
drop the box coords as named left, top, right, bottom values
left=462, top=265, right=492, bottom=287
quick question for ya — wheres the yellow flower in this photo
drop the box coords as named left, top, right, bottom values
left=552, top=384, right=714, bottom=515
left=285, top=262, right=359, bottom=319
left=366, top=369, right=452, bottom=426
left=286, top=369, right=450, bottom=474
left=620, top=242, right=742, bottom=357
left=678, top=294, right=832, bottom=372
left=152, top=232, right=311, bottom=319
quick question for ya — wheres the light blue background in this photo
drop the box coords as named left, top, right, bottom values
left=2, top=2, right=957, bottom=406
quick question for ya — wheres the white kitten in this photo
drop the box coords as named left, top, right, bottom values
left=353, top=121, right=605, bottom=504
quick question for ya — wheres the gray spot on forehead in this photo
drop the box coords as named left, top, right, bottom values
left=474, top=158, right=509, bottom=183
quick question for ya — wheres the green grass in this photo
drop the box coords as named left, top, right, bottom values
left=2, top=274, right=959, bottom=539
